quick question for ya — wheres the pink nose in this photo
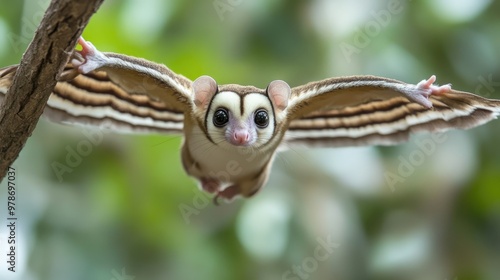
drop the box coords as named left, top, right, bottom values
left=233, top=131, right=250, bottom=145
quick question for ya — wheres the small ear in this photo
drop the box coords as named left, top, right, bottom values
left=267, top=80, right=290, bottom=112
left=193, top=75, right=218, bottom=109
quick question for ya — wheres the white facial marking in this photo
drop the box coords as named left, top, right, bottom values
left=206, top=91, right=275, bottom=149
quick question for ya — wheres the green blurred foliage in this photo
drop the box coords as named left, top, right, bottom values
left=0, top=0, right=500, bottom=280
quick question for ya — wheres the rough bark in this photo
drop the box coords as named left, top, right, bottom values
left=0, top=0, right=104, bottom=181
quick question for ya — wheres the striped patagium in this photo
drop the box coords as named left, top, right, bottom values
left=1, top=37, right=500, bottom=202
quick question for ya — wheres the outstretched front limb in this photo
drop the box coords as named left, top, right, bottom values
left=410, top=75, right=452, bottom=108
left=72, top=37, right=109, bottom=74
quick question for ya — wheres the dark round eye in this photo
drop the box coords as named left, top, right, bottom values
left=213, top=108, right=229, bottom=127
left=254, top=110, right=269, bottom=128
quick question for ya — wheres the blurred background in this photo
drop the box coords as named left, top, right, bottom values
left=1, top=0, right=500, bottom=279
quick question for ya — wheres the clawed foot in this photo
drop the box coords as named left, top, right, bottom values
left=200, top=178, right=241, bottom=205
left=213, top=185, right=240, bottom=205
left=410, top=75, right=452, bottom=108
left=72, top=37, right=108, bottom=74
left=417, top=75, right=452, bottom=95
left=200, top=178, right=220, bottom=193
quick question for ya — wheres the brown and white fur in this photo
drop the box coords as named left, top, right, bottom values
left=182, top=80, right=290, bottom=201
left=2, top=37, right=500, bottom=202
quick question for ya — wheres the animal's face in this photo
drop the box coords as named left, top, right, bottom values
left=206, top=90, right=275, bottom=148
left=191, top=76, right=290, bottom=150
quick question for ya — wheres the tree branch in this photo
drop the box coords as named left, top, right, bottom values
left=0, top=0, right=104, bottom=181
